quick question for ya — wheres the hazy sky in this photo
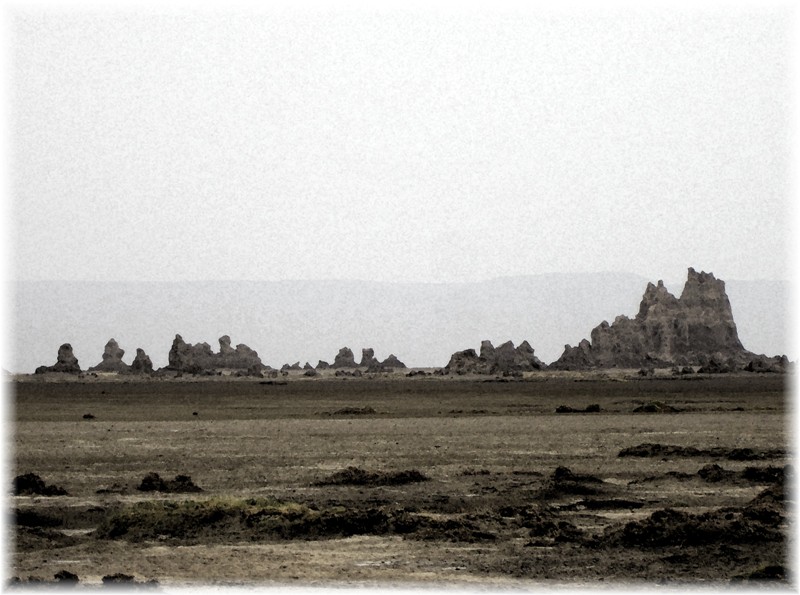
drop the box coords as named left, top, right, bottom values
left=8, top=4, right=794, bottom=284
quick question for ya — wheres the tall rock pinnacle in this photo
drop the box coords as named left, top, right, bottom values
left=552, top=268, right=751, bottom=369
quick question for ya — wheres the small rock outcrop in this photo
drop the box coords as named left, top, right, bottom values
left=13, top=473, right=68, bottom=496
left=167, top=334, right=263, bottom=373
left=444, top=340, right=545, bottom=375
left=216, top=335, right=262, bottom=370
left=130, top=348, right=154, bottom=374
left=495, top=340, right=544, bottom=372
left=34, top=343, right=81, bottom=374
left=329, top=348, right=409, bottom=372
left=359, top=348, right=380, bottom=368
left=552, top=268, right=758, bottom=370
left=331, top=347, right=357, bottom=368
left=168, top=335, right=211, bottom=373
left=445, top=348, right=483, bottom=375
left=88, top=339, right=130, bottom=373
left=381, top=354, right=407, bottom=368
left=744, top=354, right=792, bottom=374
left=137, top=472, right=202, bottom=493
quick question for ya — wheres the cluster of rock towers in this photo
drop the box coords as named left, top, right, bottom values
left=33, top=269, right=791, bottom=376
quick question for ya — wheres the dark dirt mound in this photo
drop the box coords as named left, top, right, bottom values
left=618, top=443, right=786, bottom=460
left=697, top=464, right=737, bottom=482
left=597, top=492, right=785, bottom=549
left=525, top=520, right=583, bottom=546
left=520, top=508, right=584, bottom=545
left=101, top=573, right=158, bottom=588
left=552, top=467, right=603, bottom=483
left=538, top=466, right=605, bottom=498
left=735, top=564, right=786, bottom=581
left=726, top=447, right=785, bottom=461
left=555, top=404, right=601, bottom=413
left=697, top=464, right=787, bottom=484
left=665, top=471, right=695, bottom=480
left=95, top=497, right=493, bottom=544
left=493, top=505, right=585, bottom=544
left=14, top=509, right=62, bottom=527
left=137, top=472, right=168, bottom=492
left=328, top=406, right=377, bottom=416
left=461, top=468, right=492, bottom=476
left=638, top=464, right=788, bottom=489
left=13, top=474, right=68, bottom=496
left=632, top=401, right=680, bottom=413
left=314, top=467, right=429, bottom=487
left=53, top=570, right=79, bottom=583
left=96, top=483, right=128, bottom=495
left=600, top=508, right=749, bottom=547
left=390, top=509, right=499, bottom=543
left=137, top=473, right=203, bottom=493
left=409, top=516, right=497, bottom=543
left=619, top=443, right=702, bottom=458
left=558, top=498, right=645, bottom=511
left=102, top=573, right=135, bottom=584
left=742, top=465, right=787, bottom=484
left=746, top=484, right=784, bottom=516
left=7, top=570, right=80, bottom=587
left=15, top=526, right=79, bottom=551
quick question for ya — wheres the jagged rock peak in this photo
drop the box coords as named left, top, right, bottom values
left=35, top=343, right=81, bottom=374
left=636, top=280, right=679, bottom=320
left=360, top=348, right=379, bottom=367
left=479, top=340, right=496, bottom=360
left=57, top=344, right=79, bottom=367
left=168, top=334, right=263, bottom=373
left=331, top=347, right=356, bottom=368
left=89, top=338, right=130, bottom=373
left=102, top=338, right=124, bottom=361
left=219, top=335, right=235, bottom=355
left=381, top=354, right=407, bottom=368
left=679, top=267, right=732, bottom=311
left=444, top=348, right=483, bottom=375
left=552, top=268, right=751, bottom=370
left=445, top=339, right=545, bottom=375
left=130, top=348, right=154, bottom=374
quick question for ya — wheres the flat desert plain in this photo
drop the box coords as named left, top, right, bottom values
left=8, top=371, right=792, bottom=587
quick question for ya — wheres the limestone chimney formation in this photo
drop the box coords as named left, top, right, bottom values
left=551, top=268, right=752, bottom=370
left=34, top=343, right=81, bottom=374
left=28, top=268, right=790, bottom=375
left=167, top=334, right=263, bottom=373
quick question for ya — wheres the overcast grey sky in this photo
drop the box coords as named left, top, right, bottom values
left=8, top=4, right=794, bottom=284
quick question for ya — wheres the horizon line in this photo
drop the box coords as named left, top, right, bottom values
left=8, top=271, right=792, bottom=285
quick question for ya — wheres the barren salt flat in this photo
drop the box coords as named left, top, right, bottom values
left=10, top=371, right=790, bottom=587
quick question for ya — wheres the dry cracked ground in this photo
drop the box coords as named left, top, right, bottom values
left=7, top=371, right=792, bottom=588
